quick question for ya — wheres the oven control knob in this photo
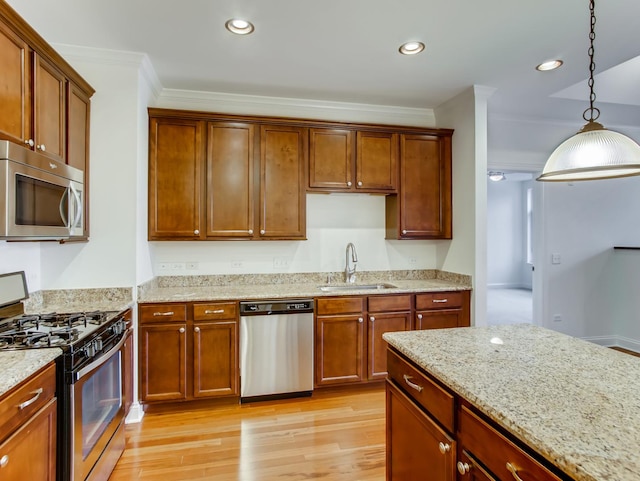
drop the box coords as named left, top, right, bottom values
left=94, top=339, right=103, bottom=351
left=84, top=344, right=95, bottom=358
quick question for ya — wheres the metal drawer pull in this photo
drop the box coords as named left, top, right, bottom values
left=0, top=455, right=8, bottom=467
left=205, top=309, right=225, bottom=314
left=506, top=462, right=524, bottom=481
left=179, top=327, right=185, bottom=333
left=358, top=317, right=363, bottom=323
left=194, top=327, right=200, bottom=333
left=432, top=299, right=448, bottom=303
left=153, top=311, right=174, bottom=316
left=403, top=374, right=423, bottom=392
left=457, top=462, right=470, bottom=475
left=17, top=388, right=43, bottom=410
left=438, top=442, right=451, bottom=454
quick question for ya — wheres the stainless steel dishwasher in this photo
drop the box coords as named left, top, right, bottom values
left=239, top=299, right=314, bottom=402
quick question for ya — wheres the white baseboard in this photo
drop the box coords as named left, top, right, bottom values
left=582, top=335, right=640, bottom=353
left=488, top=283, right=532, bottom=290
left=125, top=402, right=145, bottom=424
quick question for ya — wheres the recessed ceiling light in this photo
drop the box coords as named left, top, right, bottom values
left=488, top=171, right=506, bottom=182
left=536, top=59, right=563, bottom=71
left=225, top=18, right=255, bottom=35
left=399, top=41, right=425, bottom=55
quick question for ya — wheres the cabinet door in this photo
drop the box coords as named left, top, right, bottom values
left=148, top=117, right=204, bottom=239
left=415, top=309, right=461, bottom=330
left=386, top=381, right=456, bottom=481
left=122, top=329, right=134, bottom=416
left=33, top=53, right=66, bottom=163
left=207, top=122, right=255, bottom=238
left=367, top=311, right=411, bottom=380
left=315, top=314, right=364, bottom=386
left=457, top=450, right=498, bottom=481
left=387, top=133, right=452, bottom=239
left=259, top=125, right=307, bottom=239
left=67, top=81, right=91, bottom=238
left=0, top=398, right=56, bottom=481
left=308, top=128, right=353, bottom=190
left=193, top=320, right=239, bottom=398
left=356, top=131, right=398, bottom=191
left=139, top=323, right=187, bottom=402
left=0, top=20, right=30, bottom=146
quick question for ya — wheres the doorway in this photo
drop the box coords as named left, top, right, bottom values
left=486, top=171, right=536, bottom=325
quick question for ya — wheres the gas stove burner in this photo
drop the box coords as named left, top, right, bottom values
left=39, top=312, right=87, bottom=329
left=14, top=315, right=41, bottom=331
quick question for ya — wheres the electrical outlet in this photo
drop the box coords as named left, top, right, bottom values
left=273, top=257, right=290, bottom=269
left=171, top=262, right=185, bottom=271
left=551, top=253, right=561, bottom=265
left=553, top=314, right=562, bottom=322
left=186, top=262, right=198, bottom=270
left=231, top=260, right=243, bottom=269
left=409, top=257, right=418, bottom=266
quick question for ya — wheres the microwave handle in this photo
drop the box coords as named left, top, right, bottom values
left=70, top=184, right=82, bottom=229
left=59, top=186, right=70, bottom=227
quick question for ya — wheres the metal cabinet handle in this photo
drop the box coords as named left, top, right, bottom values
left=357, top=181, right=363, bottom=186
left=179, top=327, right=185, bottom=333
left=417, top=314, right=423, bottom=320
left=0, top=455, right=8, bottom=467
left=248, top=229, right=253, bottom=235
left=153, top=311, right=174, bottom=316
left=24, top=139, right=34, bottom=147
left=370, top=316, right=375, bottom=322
left=506, top=463, right=524, bottom=481
left=457, top=462, right=470, bottom=475
left=402, top=229, right=407, bottom=234
left=260, top=229, right=266, bottom=235
left=194, top=229, right=200, bottom=235
left=403, top=374, right=423, bottom=392
left=205, top=309, right=225, bottom=314
left=17, top=388, right=43, bottom=410
left=358, top=317, right=363, bottom=323
left=347, top=181, right=352, bottom=187
left=438, top=442, right=451, bottom=454
left=36, top=144, right=46, bottom=152
left=433, top=299, right=448, bottom=303
left=194, top=327, right=200, bottom=333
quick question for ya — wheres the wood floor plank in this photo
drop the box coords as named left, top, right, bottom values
left=109, top=386, right=386, bottom=481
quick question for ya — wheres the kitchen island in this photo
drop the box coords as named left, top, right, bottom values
left=383, top=324, right=640, bottom=481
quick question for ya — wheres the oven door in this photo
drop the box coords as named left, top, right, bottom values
left=69, top=332, right=128, bottom=481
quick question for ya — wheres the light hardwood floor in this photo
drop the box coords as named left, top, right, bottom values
left=109, top=385, right=386, bottom=481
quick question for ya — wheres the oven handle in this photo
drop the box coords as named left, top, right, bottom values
left=74, top=328, right=131, bottom=382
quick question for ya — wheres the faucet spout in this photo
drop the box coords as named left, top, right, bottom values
left=345, top=243, right=358, bottom=283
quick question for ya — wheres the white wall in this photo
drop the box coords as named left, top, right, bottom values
left=0, top=243, right=41, bottom=292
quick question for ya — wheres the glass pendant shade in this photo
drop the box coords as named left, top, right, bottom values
left=538, top=122, right=640, bottom=181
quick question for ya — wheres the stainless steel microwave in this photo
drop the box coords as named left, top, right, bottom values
left=0, top=140, right=84, bottom=240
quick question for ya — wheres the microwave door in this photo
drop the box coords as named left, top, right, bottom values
left=59, top=185, right=70, bottom=228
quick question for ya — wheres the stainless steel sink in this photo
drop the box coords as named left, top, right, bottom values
left=318, top=283, right=397, bottom=292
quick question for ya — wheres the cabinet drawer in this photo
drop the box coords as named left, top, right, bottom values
left=139, top=304, right=187, bottom=322
left=0, top=362, right=56, bottom=441
left=316, top=296, right=365, bottom=315
left=368, top=294, right=411, bottom=313
left=458, top=404, right=563, bottom=481
left=416, top=292, right=462, bottom=310
left=193, top=302, right=237, bottom=320
left=387, top=349, right=454, bottom=432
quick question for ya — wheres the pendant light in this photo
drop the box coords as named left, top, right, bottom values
left=537, top=0, right=640, bottom=182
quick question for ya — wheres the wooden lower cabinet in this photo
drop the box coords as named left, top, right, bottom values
left=315, top=294, right=412, bottom=387
left=139, top=302, right=239, bottom=405
left=386, top=380, right=455, bottom=481
left=0, top=362, right=57, bottom=481
left=457, top=450, right=498, bottom=480
left=415, top=291, right=471, bottom=330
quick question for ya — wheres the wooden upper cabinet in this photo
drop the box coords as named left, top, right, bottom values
left=148, top=117, right=204, bottom=239
left=0, top=20, right=30, bottom=146
left=259, top=125, right=307, bottom=239
left=356, top=131, right=397, bottom=191
left=206, top=122, right=255, bottom=238
left=308, top=128, right=353, bottom=190
left=33, top=53, right=66, bottom=163
left=386, top=132, right=452, bottom=239
left=308, top=128, right=397, bottom=193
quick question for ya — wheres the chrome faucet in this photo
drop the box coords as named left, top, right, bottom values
left=345, top=243, right=358, bottom=283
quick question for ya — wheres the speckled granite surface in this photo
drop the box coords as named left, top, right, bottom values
left=23, top=287, right=134, bottom=314
left=138, top=270, right=472, bottom=303
left=0, top=349, right=61, bottom=397
left=384, top=324, right=640, bottom=481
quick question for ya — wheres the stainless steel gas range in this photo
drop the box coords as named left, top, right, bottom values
left=0, top=271, right=130, bottom=481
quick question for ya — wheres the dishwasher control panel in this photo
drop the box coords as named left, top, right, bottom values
left=240, top=299, right=314, bottom=315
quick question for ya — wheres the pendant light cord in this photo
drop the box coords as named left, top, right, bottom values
left=583, top=0, right=600, bottom=122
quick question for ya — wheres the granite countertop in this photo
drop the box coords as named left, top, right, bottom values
left=0, top=348, right=61, bottom=397
left=383, top=324, right=640, bottom=481
left=138, top=270, right=471, bottom=303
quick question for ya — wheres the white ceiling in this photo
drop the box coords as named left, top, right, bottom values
left=6, top=0, right=640, bottom=127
